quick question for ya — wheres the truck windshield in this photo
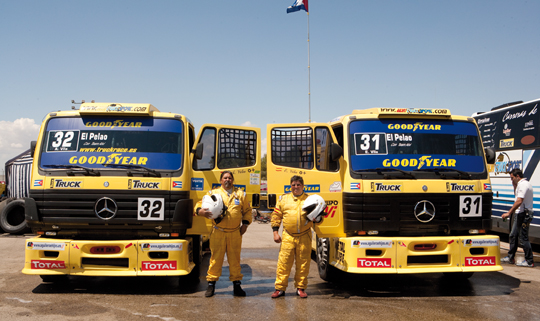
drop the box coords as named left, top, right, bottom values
left=40, top=116, right=183, bottom=171
left=349, top=119, right=485, bottom=174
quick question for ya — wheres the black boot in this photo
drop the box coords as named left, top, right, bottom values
left=205, top=281, right=216, bottom=297
left=233, top=281, right=246, bottom=297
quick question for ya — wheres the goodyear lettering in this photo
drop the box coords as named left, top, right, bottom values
left=387, top=122, right=442, bottom=131
left=31, top=260, right=66, bottom=269
left=141, top=261, right=177, bottom=271
left=357, top=258, right=392, bottom=268
left=382, top=156, right=456, bottom=169
left=464, top=257, right=496, bottom=266
left=284, top=184, right=321, bottom=193
left=54, top=180, right=82, bottom=188
left=449, top=183, right=475, bottom=192
left=85, top=120, right=143, bottom=129
left=69, top=154, right=148, bottom=165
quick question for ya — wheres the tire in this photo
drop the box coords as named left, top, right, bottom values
left=443, top=272, right=474, bottom=280
left=0, top=199, right=30, bottom=234
left=40, top=275, right=69, bottom=283
left=316, top=237, right=338, bottom=281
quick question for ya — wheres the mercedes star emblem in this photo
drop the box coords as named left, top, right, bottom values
left=414, top=200, right=436, bottom=223
left=94, top=197, right=118, bottom=220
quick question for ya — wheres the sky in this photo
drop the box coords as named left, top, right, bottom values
left=1, top=0, right=539, bottom=175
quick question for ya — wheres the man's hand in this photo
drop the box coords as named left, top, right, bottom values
left=240, top=224, right=248, bottom=236
left=502, top=212, right=510, bottom=220
left=273, top=231, right=282, bottom=243
left=198, top=208, right=213, bottom=219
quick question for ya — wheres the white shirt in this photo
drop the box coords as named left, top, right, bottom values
left=515, top=178, right=533, bottom=213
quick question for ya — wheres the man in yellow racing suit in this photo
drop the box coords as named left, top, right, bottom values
left=271, top=175, right=314, bottom=298
left=196, top=171, right=252, bottom=297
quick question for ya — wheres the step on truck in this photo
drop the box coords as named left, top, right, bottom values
left=267, top=107, right=501, bottom=280
left=22, top=102, right=261, bottom=282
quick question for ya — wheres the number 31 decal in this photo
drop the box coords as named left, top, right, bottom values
left=459, top=195, right=482, bottom=217
left=138, top=198, right=165, bottom=221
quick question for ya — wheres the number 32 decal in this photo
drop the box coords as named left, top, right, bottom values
left=459, top=195, right=482, bottom=217
left=138, top=198, right=165, bottom=221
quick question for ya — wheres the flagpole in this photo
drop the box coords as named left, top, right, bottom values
left=307, top=11, right=311, bottom=123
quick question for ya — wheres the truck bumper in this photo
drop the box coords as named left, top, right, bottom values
left=332, top=235, right=502, bottom=274
left=22, top=236, right=195, bottom=277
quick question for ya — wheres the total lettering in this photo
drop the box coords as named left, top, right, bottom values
left=31, top=260, right=66, bottom=269
left=357, top=258, right=392, bottom=268
left=141, top=261, right=177, bottom=270
left=465, top=257, right=496, bottom=266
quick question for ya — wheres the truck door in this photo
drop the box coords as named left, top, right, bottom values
left=267, top=123, right=344, bottom=237
left=188, top=125, right=261, bottom=234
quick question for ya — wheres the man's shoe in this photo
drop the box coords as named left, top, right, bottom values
left=501, top=256, right=515, bottom=264
left=205, top=282, right=216, bottom=297
left=233, top=281, right=246, bottom=297
left=271, top=290, right=285, bottom=298
left=516, top=261, right=534, bottom=267
left=296, top=288, right=308, bottom=298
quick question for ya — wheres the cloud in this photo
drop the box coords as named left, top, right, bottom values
left=0, top=118, right=40, bottom=177
left=241, top=121, right=254, bottom=127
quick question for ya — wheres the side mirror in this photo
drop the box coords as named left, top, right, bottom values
left=485, top=147, right=496, bottom=164
left=251, top=193, right=260, bottom=208
left=194, top=143, right=203, bottom=160
left=330, top=143, right=343, bottom=161
left=268, top=194, right=277, bottom=208
left=30, top=141, right=37, bottom=157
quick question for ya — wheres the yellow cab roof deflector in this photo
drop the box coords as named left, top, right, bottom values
left=78, top=102, right=160, bottom=116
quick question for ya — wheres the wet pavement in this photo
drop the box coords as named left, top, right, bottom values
left=1, top=222, right=540, bottom=321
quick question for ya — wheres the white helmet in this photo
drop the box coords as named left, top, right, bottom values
left=202, top=194, right=227, bottom=219
left=302, top=195, right=327, bottom=223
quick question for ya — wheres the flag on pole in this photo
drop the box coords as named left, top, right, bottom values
left=287, top=0, right=308, bottom=13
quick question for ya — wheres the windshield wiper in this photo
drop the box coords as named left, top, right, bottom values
left=353, top=168, right=415, bottom=179
left=42, top=164, right=100, bottom=176
left=104, top=164, right=161, bottom=177
left=414, top=168, right=471, bottom=179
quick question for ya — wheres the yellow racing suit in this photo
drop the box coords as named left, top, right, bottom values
left=271, top=192, right=313, bottom=291
left=196, top=186, right=252, bottom=282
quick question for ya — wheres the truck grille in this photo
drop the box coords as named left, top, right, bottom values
left=343, top=192, right=492, bottom=236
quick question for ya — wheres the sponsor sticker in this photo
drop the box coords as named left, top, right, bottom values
left=357, top=258, right=392, bottom=268
left=27, top=242, right=66, bottom=251
left=191, top=178, right=204, bottom=191
left=129, top=180, right=160, bottom=189
left=483, top=184, right=491, bottom=191
left=464, top=239, right=499, bottom=247
left=141, top=261, right=177, bottom=271
left=446, top=183, right=475, bottom=192
left=464, top=256, right=496, bottom=266
left=499, top=138, right=514, bottom=149
left=329, top=181, right=342, bottom=192
left=284, top=184, right=320, bottom=193
left=51, top=179, right=83, bottom=189
left=31, top=260, right=66, bottom=269
left=141, top=243, right=183, bottom=251
left=33, top=180, right=43, bottom=187
left=371, top=182, right=402, bottom=192
left=353, top=240, right=393, bottom=248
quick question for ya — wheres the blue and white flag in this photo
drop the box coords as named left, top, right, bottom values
left=287, top=0, right=308, bottom=13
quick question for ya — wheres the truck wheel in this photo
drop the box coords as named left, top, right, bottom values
left=442, top=272, right=474, bottom=280
left=40, top=275, right=69, bottom=283
left=0, top=199, right=30, bottom=234
left=316, top=237, right=338, bottom=281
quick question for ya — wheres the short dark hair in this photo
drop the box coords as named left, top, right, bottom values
left=510, top=168, right=524, bottom=178
left=290, top=175, right=304, bottom=185
left=220, top=171, right=234, bottom=181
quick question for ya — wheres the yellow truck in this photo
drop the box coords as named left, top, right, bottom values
left=267, top=107, right=501, bottom=279
left=22, top=102, right=261, bottom=282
